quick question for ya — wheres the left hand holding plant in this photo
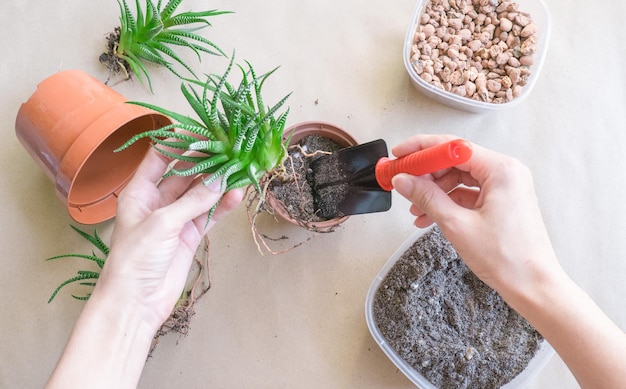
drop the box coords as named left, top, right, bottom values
left=104, top=146, right=244, bottom=324
left=46, top=147, right=243, bottom=388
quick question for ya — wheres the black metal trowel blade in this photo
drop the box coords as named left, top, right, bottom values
left=310, top=139, right=391, bottom=218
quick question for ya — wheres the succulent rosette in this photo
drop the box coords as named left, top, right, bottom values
left=117, top=55, right=291, bottom=219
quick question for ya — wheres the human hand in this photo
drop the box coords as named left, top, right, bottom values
left=390, top=134, right=560, bottom=296
left=96, top=147, right=244, bottom=329
left=46, top=147, right=244, bottom=389
left=391, top=135, right=626, bottom=389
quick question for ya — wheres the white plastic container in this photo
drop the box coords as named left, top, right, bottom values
left=365, top=227, right=555, bottom=388
left=403, top=0, right=551, bottom=113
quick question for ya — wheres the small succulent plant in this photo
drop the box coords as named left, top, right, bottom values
left=47, top=226, right=108, bottom=303
left=100, top=0, right=231, bottom=91
left=116, top=54, right=291, bottom=219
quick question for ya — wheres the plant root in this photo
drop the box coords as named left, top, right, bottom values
left=99, top=27, right=132, bottom=86
left=147, top=235, right=211, bottom=358
left=245, top=137, right=345, bottom=255
left=246, top=171, right=337, bottom=256
left=246, top=183, right=305, bottom=255
left=289, top=144, right=332, bottom=158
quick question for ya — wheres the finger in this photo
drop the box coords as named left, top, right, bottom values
left=391, top=135, right=511, bottom=186
left=157, top=173, right=201, bottom=206
left=116, top=148, right=169, bottom=221
left=393, top=173, right=467, bottom=226
left=403, top=169, right=480, bottom=215
left=414, top=214, right=436, bottom=229
left=132, top=135, right=206, bottom=198
left=404, top=179, right=480, bottom=217
left=128, top=146, right=171, bottom=188
left=209, top=188, right=244, bottom=224
left=408, top=199, right=437, bottom=229
left=434, top=169, right=481, bottom=192
left=157, top=179, right=225, bottom=230
left=191, top=188, right=245, bottom=235
left=391, top=134, right=460, bottom=158
left=154, top=148, right=212, bottom=203
left=448, top=186, right=481, bottom=210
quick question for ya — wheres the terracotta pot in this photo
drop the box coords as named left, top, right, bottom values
left=268, top=121, right=359, bottom=230
left=15, top=70, right=171, bottom=224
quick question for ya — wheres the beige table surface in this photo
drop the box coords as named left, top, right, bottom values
left=2, top=0, right=626, bottom=387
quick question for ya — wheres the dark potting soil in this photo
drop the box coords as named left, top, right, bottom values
left=373, top=227, right=543, bottom=389
left=269, top=135, right=346, bottom=222
left=310, top=148, right=351, bottom=219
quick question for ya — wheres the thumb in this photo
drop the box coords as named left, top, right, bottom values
left=392, top=173, right=461, bottom=225
left=161, top=179, right=224, bottom=229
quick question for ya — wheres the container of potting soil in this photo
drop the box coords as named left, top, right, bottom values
left=365, top=226, right=555, bottom=388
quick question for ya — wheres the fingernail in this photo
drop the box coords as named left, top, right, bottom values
left=392, top=174, right=414, bottom=195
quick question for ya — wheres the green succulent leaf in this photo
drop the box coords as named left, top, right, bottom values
left=150, top=145, right=210, bottom=164
left=69, top=225, right=109, bottom=257
left=119, top=50, right=152, bottom=88
left=46, top=254, right=105, bottom=269
left=160, top=30, right=226, bottom=57
left=164, top=154, right=230, bottom=177
left=48, top=271, right=100, bottom=303
left=164, top=9, right=230, bottom=28
left=160, top=0, right=183, bottom=20
left=188, top=140, right=228, bottom=153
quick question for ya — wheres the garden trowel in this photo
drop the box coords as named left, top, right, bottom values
left=310, top=138, right=473, bottom=218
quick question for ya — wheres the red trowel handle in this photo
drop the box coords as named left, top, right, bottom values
left=375, top=139, right=473, bottom=191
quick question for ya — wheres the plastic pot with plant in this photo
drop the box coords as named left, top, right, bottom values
left=262, top=121, right=358, bottom=231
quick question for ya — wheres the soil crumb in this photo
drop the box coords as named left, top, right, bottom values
left=269, top=135, right=343, bottom=222
left=373, top=227, right=543, bottom=388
